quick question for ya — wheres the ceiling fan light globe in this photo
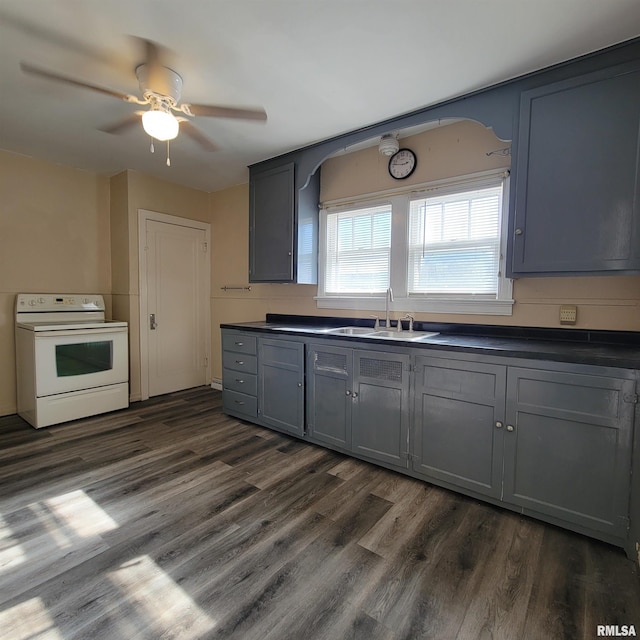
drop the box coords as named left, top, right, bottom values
left=142, top=110, right=179, bottom=141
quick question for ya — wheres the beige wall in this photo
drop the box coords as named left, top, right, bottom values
left=110, top=170, right=211, bottom=401
left=0, top=150, right=111, bottom=416
left=3, top=119, right=640, bottom=415
left=208, top=120, right=640, bottom=383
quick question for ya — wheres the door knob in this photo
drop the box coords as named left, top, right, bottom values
left=495, top=421, right=503, bottom=429
left=506, top=425, right=515, bottom=432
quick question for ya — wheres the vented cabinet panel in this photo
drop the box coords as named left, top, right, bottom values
left=351, top=350, right=410, bottom=468
left=307, top=344, right=352, bottom=448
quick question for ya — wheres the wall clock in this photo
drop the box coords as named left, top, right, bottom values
left=388, top=148, right=417, bottom=180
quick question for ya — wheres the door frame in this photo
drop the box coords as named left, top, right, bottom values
left=138, top=209, right=211, bottom=401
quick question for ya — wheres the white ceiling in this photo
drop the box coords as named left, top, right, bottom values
left=1, top=0, right=639, bottom=193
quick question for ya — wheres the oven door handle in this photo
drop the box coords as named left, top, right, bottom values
left=36, top=327, right=128, bottom=337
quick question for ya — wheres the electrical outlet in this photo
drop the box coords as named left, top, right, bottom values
left=559, top=305, right=577, bottom=325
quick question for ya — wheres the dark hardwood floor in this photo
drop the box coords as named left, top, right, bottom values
left=0, top=387, right=638, bottom=639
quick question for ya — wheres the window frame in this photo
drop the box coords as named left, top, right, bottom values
left=316, top=169, right=513, bottom=316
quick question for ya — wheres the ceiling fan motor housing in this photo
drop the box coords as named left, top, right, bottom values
left=135, top=64, right=183, bottom=104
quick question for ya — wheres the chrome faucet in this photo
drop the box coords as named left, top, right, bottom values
left=403, top=313, right=415, bottom=332
left=385, top=287, right=393, bottom=328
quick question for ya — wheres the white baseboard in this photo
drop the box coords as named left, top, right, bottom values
left=210, top=379, right=223, bottom=391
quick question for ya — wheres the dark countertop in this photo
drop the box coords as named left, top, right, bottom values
left=221, top=315, right=640, bottom=370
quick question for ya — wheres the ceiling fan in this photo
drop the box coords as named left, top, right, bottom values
left=20, top=38, right=267, bottom=160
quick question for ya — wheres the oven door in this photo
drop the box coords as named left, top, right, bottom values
left=34, top=327, right=128, bottom=396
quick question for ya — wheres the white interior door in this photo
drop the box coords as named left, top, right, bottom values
left=143, top=215, right=210, bottom=397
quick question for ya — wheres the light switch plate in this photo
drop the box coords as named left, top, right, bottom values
left=559, top=305, right=577, bottom=324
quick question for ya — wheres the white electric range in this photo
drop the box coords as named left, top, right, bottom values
left=15, top=293, right=129, bottom=428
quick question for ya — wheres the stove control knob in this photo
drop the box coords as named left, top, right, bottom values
left=29, top=299, right=36, bottom=306
left=38, top=297, right=45, bottom=304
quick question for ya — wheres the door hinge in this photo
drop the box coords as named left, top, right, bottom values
left=203, top=241, right=208, bottom=253
left=204, top=355, right=209, bottom=368
left=623, top=393, right=638, bottom=404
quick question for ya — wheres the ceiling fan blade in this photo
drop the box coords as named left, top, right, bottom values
left=1, top=10, right=111, bottom=65
left=20, top=62, right=133, bottom=101
left=185, top=103, right=267, bottom=121
left=99, top=113, right=141, bottom=135
left=142, top=38, right=166, bottom=90
left=179, top=120, right=218, bottom=151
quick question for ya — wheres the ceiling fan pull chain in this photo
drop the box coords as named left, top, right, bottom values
left=150, top=138, right=155, bottom=154
left=166, top=140, right=171, bottom=166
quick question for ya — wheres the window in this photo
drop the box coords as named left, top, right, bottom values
left=317, top=171, right=513, bottom=315
left=408, top=185, right=502, bottom=297
left=324, top=204, right=391, bottom=294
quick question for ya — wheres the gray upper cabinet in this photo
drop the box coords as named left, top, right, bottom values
left=249, top=162, right=319, bottom=284
left=511, top=61, right=640, bottom=276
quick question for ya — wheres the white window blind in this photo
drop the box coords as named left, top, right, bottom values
left=324, top=204, right=391, bottom=294
left=408, top=184, right=503, bottom=296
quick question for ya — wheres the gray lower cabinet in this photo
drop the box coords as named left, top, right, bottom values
left=412, top=354, right=635, bottom=541
left=221, top=331, right=258, bottom=420
left=223, top=328, right=637, bottom=553
left=412, top=355, right=506, bottom=499
left=306, top=343, right=352, bottom=449
left=503, top=367, right=635, bottom=539
left=352, top=349, right=410, bottom=468
left=258, top=337, right=305, bottom=436
left=307, top=342, right=410, bottom=469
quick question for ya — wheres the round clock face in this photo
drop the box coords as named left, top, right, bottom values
left=388, top=148, right=417, bottom=180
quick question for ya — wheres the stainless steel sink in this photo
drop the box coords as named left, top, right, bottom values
left=325, top=326, right=376, bottom=335
left=369, top=330, right=440, bottom=341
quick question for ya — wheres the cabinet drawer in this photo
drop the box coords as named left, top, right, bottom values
left=223, top=389, right=258, bottom=419
left=223, top=369, right=257, bottom=396
left=223, top=352, right=257, bottom=374
left=222, top=333, right=257, bottom=355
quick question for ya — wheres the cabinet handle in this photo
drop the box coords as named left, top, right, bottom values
left=495, top=421, right=503, bottom=429
left=352, top=392, right=358, bottom=398
left=235, top=379, right=244, bottom=384
left=346, top=390, right=351, bottom=396
left=234, top=400, right=245, bottom=405
left=236, top=360, right=244, bottom=365
left=514, top=228, right=523, bottom=236
left=506, top=425, right=515, bottom=432
left=288, top=252, right=292, bottom=256
left=297, top=382, right=302, bottom=387
left=235, top=341, right=244, bottom=346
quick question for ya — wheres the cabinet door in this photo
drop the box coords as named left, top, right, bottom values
left=351, top=350, right=410, bottom=468
left=503, top=367, right=635, bottom=538
left=412, top=356, right=506, bottom=499
left=249, top=163, right=295, bottom=282
left=306, top=343, right=352, bottom=449
left=511, top=62, right=640, bottom=275
left=258, top=338, right=304, bottom=436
